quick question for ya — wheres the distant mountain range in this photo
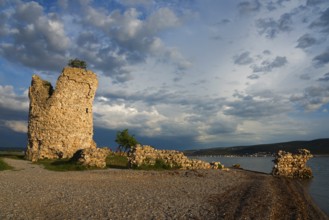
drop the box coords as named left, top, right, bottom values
left=184, top=138, right=329, bottom=156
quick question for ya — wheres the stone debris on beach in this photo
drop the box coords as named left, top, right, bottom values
left=128, top=145, right=224, bottom=170
left=272, top=149, right=313, bottom=179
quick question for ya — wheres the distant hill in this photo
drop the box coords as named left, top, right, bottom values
left=0, top=147, right=25, bottom=152
left=184, top=138, right=329, bottom=156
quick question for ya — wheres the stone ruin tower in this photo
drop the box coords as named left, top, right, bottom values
left=25, top=67, right=98, bottom=162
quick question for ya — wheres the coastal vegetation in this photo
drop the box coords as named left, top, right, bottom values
left=106, top=152, right=129, bottom=169
left=115, top=129, right=139, bottom=153
left=67, top=58, right=87, bottom=69
left=0, top=158, right=12, bottom=171
left=36, top=159, right=90, bottom=171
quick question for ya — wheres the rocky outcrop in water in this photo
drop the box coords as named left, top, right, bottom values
left=128, top=145, right=224, bottom=170
left=272, top=149, right=313, bottom=179
left=25, top=67, right=98, bottom=162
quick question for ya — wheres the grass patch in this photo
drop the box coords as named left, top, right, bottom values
left=0, top=158, right=13, bottom=171
left=134, top=159, right=181, bottom=171
left=36, top=159, right=90, bottom=171
left=106, top=153, right=129, bottom=169
left=0, top=150, right=25, bottom=160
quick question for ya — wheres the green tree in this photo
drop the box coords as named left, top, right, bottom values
left=115, top=129, right=138, bottom=153
left=68, top=58, right=87, bottom=69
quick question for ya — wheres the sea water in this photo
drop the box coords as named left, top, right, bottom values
left=191, top=156, right=329, bottom=215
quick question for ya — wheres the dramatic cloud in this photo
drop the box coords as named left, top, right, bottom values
left=256, top=13, right=293, bottom=38
left=1, top=1, right=329, bottom=149
left=3, top=120, right=28, bottom=133
left=238, top=0, right=261, bottom=14
left=306, top=0, right=328, bottom=6
left=223, top=90, right=291, bottom=118
left=313, top=49, right=329, bottom=66
left=310, top=7, right=329, bottom=32
left=0, top=85, right=29, bottom=112
left=290, top=85, right=329, bottom=111
left=0, top=1, right=191, bottom=82
left=296, top=34, right=318, bottom=49
left=318, top=72, right=329, bottom=81
left=0, top=1, right=69, bottom=71
left=247, top=74, right=260, bottom=80
left=233, top=51, right=253, bottom=65
left=251, top=56, right=287, bottom=73
left=300, top=74, right=311, bottom=80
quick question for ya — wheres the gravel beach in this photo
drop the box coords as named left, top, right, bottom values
left=0, top=158, right=327, bottom=220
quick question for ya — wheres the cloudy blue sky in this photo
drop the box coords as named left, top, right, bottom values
left=0, top=0, right=329, bottom=150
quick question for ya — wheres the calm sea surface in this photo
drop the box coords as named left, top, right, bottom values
left=191, top=156, right=329, bottom=215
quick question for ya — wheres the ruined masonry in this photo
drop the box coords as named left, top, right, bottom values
left=128, top=145, right=224, bottom=170
left=26, top=67, right=98, bottom=162
left=272, top=149, right=313, bottom=179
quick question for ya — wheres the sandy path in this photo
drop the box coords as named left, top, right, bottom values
left=0, top=158, right=327, bottom=220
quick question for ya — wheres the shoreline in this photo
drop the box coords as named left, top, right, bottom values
left=0, top=158, right=328, bottom=219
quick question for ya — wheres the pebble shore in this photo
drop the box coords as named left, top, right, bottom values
left=0, top=158, right=327, bottom=220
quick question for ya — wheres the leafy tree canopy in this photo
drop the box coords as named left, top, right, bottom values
left=68, top=58, right=87, bottom=69
left=115, top=129, right=139, bottom=153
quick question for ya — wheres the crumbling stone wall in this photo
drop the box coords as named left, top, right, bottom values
left=25, top=67, right=98, bottom=162
left=71, top=148, right=110, bottom=168
left=128, top=145, right=223, bottom=170
left=272, top=149, right=313, bottom=179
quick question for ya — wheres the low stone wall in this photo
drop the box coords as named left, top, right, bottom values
left=128, top=145, right=223, bottom=170
left=71, top=148, right=110, bottom=168
left=272, top=149, right=313, bottom=179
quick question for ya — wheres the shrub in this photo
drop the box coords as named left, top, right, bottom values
left=68, top=58, right=87, bottom=69
left=0, top=158, right=13, bottom=171
left=115, top=129, right=139, bottom=153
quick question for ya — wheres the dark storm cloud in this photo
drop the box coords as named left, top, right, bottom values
left=306, top=0, right=327, bottom=6
left=300, top=74, right=311, bottom=80
left=247, top=74, right=260, bottom=80
left=205, top=120, right=237, bottom=135
left=296, top=34, right=318, bottom=49
left=290, top=85, right=329, bottom=111
left=313, top=49, right=329, bottom=66
left=224, top=92, right=290, bottom=118
left=233, top=51, right=253, bottom=65
left=221, top=19, right=231, bottom=24
left=98, top=88, right=225, bottom=115
left=256, top=13, right=293, bottom=38
left=0, top=1, right=69, bottom=71
left=0, top=85, right=28, bottom=137
left=0, top=1, right=190, bottom=83
left=278, top=13, right=293, bottom=31
left=310, top=7, right=329, bottom=33
left=251, top=56, right=287, bottom=73
left=0, top=86, right=29, bottom=113
left=0, top=126, right=27, bottom=148
left=318, top=72, right=329, bottom=81
left=71, top=2, right=191, bottom=81
left=263, top=50, right=271, bottom=55
left=237, top=0, right=261, bottom=14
